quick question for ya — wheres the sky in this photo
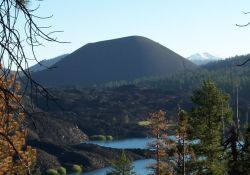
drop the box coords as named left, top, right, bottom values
left=24, top=0, right=250, bottom=65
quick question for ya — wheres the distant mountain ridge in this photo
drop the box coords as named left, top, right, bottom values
left=31, top=36, right=197, bottom=87
left=188, top=52, right=222, bottom=65
left=29, top=54, right=68, bottom=72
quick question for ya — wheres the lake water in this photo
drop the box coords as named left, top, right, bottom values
left=85, top=136, right=176, bottom=149
left=81, top=137, right=201, bottom=174
left=81, top=137, right=176, bottom=175
left=82, top=159, right=155, bottom=175
left=85, top=137, right=155, bottom=149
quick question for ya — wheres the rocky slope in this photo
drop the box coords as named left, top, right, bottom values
left=33, top=86, right=189, bottom=139
left=28, top=112, right=88, bottom=145
left=28, top=139, right=148, bottom=172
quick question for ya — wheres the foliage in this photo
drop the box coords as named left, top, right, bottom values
left=229, top=126, right=250, bottom=174
left=107, top=150, right=135, bottom=175
left=0, top=0, right=62, bottom=173
left=0, top=0, right=62, bottom=73
left=106, top=135, right=114, bottom=140
left=121, top=115, right=130, bottom=124
left=104, top=54, right=250, bottom=127
left=134, top=54, right=250, bottom=94
left=72, top=164, right=82, bottom=173
left=0, top=0, right=63, bottom=116
left=32, top=168, right=42, bottom=175
left=90, top=134, right=114, bottom=141
left=147, top=110, right=174, bottom=175
left=240, top=126, right=250, bottom=174
left=90, top=135, right=107, bottom=141
left=57, top=166, right=67, bottom=175
left=0, top=73, right=36, bottom=174
left=138, top=120, right=151, bottom=126
left=189, top=80, right=233, bottom=174
left=46, top=169, right=58, bottom=175
left=175, top=109, right=194, bottom=175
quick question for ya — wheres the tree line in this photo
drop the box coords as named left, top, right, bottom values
left=105, top=54, right=250, bottom=130
left=109, top=80, right=250, bottom=175
left=147, top=80, right=237, bottom=175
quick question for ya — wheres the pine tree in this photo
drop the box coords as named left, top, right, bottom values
left=233, top=126, right=250, bottom=174
left=189, top=80, right=233, bottom=175
left=175, top=109, right=194, bottom=175
left=107, top=150, right=135, bottom=175
left=0, top=73, right=36, bottom=174
left=147, top=110, right=174, bottom=175
left=242, top=126, right=250, bottom=174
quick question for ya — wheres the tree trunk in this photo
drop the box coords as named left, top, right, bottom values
left=157, top=128, right=160, bottom=175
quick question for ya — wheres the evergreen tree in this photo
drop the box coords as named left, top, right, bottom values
left=233, top=126, right=250, bottom=174
left=107, top=150, right=135, bottom=175
left=242, top=126, right=250, bottom=174
left=189, top=80, right=233, bottom=175
left=147, top=110, right=174, bottom=175
left=224, top=124, right=241, bottom=175
left=175, top=109, right=194, bottom=175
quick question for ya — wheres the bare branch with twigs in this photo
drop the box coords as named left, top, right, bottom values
left=0, top=0, right=66, bottom=173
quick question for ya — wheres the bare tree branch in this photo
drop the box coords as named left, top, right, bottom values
left=242, top=11, right=250, bottom=15
left=236, top=22, right=250, bottom=27
left=236, top=11, right=250, bottom=65
left=0, top=0, right=66, bottom=173
left=237, top=58, right=250, bottom=66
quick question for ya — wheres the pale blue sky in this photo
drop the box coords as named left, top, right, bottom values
left=27, top=0, right=250, bottom=65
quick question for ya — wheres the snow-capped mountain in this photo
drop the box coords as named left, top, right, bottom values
left=187, top=52, right=222, bottom=65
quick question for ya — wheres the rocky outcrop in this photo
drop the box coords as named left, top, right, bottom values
left=28, top=112, right=88, bottom=145
left=35, top=149, right=61, bottom=172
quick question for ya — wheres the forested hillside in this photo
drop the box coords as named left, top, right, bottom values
left=104, top=54, right=250, bottom=126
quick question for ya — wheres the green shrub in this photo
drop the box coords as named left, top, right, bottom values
left=121, top=115, right=130, bottom=124
left=106, top=172, right=114, bottom=175
left=46, top=169, right=58, bottom=175
left=138, top=120, right=151, bottom=126
left=32, top=168, right=42, bottom=175
left=106, top=135, right=113, bottom=140
left=57, top=167, right=67, bottom=175
left=90, top=135, right=106, bottom=141
left=72, top=164, right=82, bottom=173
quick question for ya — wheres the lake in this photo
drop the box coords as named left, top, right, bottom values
left=85, top=137, right=155, bottom=149
left=81, top=137, right=176, bottom=175
left=81, top=136, right=201, bottom=174
left=85, top=136, right=176, bottom=149
left=81, top=159, right=155, bottom=175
